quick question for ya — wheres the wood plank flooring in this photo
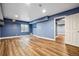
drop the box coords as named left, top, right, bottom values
left=0, top=36, right=79, bottom=56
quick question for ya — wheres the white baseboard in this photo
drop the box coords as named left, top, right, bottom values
left=33, top=35, right=55, bottom=41
left=0, top=35, right=29, bottom=40
left=33, top=35, right=79, bottom=47
left=65, top=42, right=79, bottom=47
left=0, top=36, right=20, bottom=40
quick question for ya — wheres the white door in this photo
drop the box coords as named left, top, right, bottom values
left=65, top=13, right=79, bottom=47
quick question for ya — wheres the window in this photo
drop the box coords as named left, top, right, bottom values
left=21, top=24, right=29, bottom=32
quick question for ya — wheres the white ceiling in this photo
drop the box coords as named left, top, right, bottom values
left=2, top=3, right=79, bottom=21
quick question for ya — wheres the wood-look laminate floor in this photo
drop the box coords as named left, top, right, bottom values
left=0, top=36, right=79, bottom=56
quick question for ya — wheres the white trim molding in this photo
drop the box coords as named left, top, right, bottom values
left=54, top=16, right=66, bottom=39
left=33, top=35, right=55, bottom=41
left=0, top=35, right=28, bottom=40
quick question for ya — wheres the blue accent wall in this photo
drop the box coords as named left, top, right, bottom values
left=1, top=18, right=30, bottom=37
left=33, top=17, right=54, bottom=38
left=29, top=24, right=33, bottom=33
left=31, top=7, right=79, bottom=39
left=0, top=27, right=1, bottom=37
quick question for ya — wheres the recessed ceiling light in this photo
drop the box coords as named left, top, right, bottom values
left=42, top=9, right=46, bottom=13
left=25, top=3, right=31, bottom=6
left=14, top=15, right=18, bottom=18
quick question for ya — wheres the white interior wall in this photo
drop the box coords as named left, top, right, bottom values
left=65, top=13, right=79, bottom=47
left=0, top=4, right=3, bottom=20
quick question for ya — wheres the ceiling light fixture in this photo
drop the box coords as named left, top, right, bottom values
left=14, top=15, right=18, bottom=18
left=42, top=9, right=46, bottom=13
left=26, top=3, right=31, bottom=6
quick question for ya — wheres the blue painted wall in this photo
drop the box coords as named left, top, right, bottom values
left=1, top=18, right=30, bottom=37
left=31, top=7, right=79, bottom=39
left=29, top=24, right=33, bottom=33
left=33, top=18, right=54, bottom=38
left=0, top=27, right=1, bottom=37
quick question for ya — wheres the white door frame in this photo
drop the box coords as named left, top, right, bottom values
left=54, top=16, right=66, bottom=39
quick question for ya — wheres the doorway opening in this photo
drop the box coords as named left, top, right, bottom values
left=54, top=16, right=65, bottom=43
